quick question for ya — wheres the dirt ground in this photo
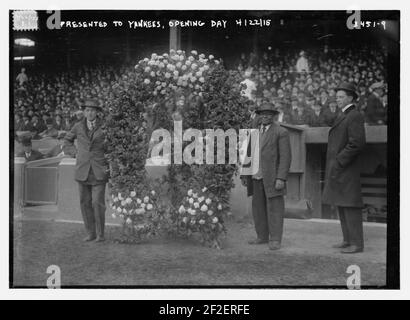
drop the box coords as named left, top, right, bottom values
left=12, top=217, right=386, bottom=287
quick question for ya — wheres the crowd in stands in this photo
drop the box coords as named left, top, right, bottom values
left=13, top=46, right=388, bottom=160
left=236, top=46, right=388, bottom=127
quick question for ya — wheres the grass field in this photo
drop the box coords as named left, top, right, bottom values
left=12, top=217, right=386, bottom=287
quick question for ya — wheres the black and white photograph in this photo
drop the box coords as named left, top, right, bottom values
left=8, top=4, right=401, bottom=293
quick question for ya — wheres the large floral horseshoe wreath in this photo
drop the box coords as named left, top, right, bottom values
left=103, top=50, right=249, bottom=248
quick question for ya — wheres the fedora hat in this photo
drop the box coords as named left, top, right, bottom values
left=255, top=103, right=280, bottom=115
left=335, top=82, right=358, bottom=99
left=81, top=99, right=102, bottom=110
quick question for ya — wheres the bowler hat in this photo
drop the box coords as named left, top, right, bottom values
left=20, top=135, right=32, bottom=146
left=335, top=82, right=358, bottom=99
left=370, top=82, right=385, bottom=91
left=255, top=103, right=279, bottom=115
left=81, top=99, right=102, bottom=110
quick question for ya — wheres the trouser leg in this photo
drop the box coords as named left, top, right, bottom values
left=343, top=207, right=364, bottom=248
left=92, top=183, right=106, bottom=238
left=251, top=179, right=269, bottom=241
left=338, top=207, right=350, bottom=244
left=78, top=182, right=96, bottom=236
left=266, top=195, right=284, bottom=243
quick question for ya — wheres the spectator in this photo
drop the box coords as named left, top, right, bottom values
left=16, top=68, right=28, bottom=86
left=54, top=114, right=64, bottom=130
left=30, top=114, right=47, bottom=139
left=16, top=136, right=43, bottom=161
left=40, top=118, right=59, bottom=139
left=309, top=104, right=327, bottom=127
left=366, top=82, right=386, bottom=125
left=296, top=51, right=309, bottom=73
left=19, top=114, right=34, bottom=132
left=322, top=98, right=340, bottom=126
left=290, top=103, right=312, bottom=125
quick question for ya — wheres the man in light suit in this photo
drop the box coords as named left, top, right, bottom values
left=322, top=82, right=366, bottom=254
left=64, top=99, right=109, bottom=242
left=241, top=103, right=292, bottom=250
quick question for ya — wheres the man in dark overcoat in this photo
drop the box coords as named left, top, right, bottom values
left=322, top=82, right=366, bottom=254
left=64, top=99, right=109, bottom=242
left=241, top=103, right=292, bottom=250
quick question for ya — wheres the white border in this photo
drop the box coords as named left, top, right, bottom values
left=1, top=0, right=408, bottom=300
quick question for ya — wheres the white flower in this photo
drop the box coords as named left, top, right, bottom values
left=185, top=60, right=192, bottom=66
left=196, top=71, right=202, bottom=77
left=188, top=198, right=194, bottom=204
left=144, top=67, right=151, bottom=73
left=207, top=210, right=213, bottom=216
left=136, top=198, right=142, bottom=204
left=143, top=57, right=149, bottom=62
left=119, top=214, right=124, bottom=219
left=199, top=219, right=205, bottom=225
left=194, top=202, right=200, bottom=209
left=191, top=50, right=198, bottom=55
left=130, top=191, right=136, bottom=198
left=178, top=205, right=186, bottom=214
left=205, top=198, right=212, bottom=205
left=217, top=203, right=222, bottom=210
left=113, top=197, right=119, bottom=202
left=212, top=217, right=219, bottom=224
left=203, top=65, right=209, bottom=71
left=116, top=207, right=122, bottom=213
left=161, top=82, right=166, bottom=87
left=193, top=193, right=198, bottom=198
left=209, top=55, right=214, bottom=60
left=151, top=53, right=157, bottom=59
left=118, top=193, right=123, bottom=200
left=181, top=65, right=187, bottom=71
left=190, top=209, right=196, bottom=216
left=121, top=200, right=126, bottom=206
left=150, top=71, right=155, bottom=77
left=159, top=62, right=165, bottom=68
left=122, top=208, right=127, bottom=214
left=163, top=53, right=169, bottom=57
left=191, top=64, right=198, bottom=70
left=112, top=205, right=116, bottom=210
left=151, top=190, right=156, bottom=196
left=165, top=72, right=171, bottom=79
left=144, top=79, right=150, bottom=84
left=111, top=214, right=116, bottom=219
left=191, top=219, right=196, bottom=225
left=197, top=196, right=204, bottom=203
left=179, top=55, right=185, bottom=61
left=141, top=203, right=146, bottom=209
left=188, top=56, right=194, bottom=62
left=182, top=217, right=188, bottom=223
left=126, top=217, right=132, bottom=225
left=200, top=204, right=208, bottom=212
left=187, top=189, right=193, bottom=196
left=177, top=49, right=182, bottom=54
left=125, top=197, right=132, bottom=204
left=199, top=77, right=205, bottom=83
left=215, top=60, right=220, bottom=65
left=190, top=77, right=197, bottom=83
left=144, top=196, right=150, bottom=203
left=147, top=203, right=153, bottom=210
left=199, top=53, right=205, bottom=59
left=135, top=208, right=145, bottom=215
left=202, top=187, right=207, bottom=192
left=173, top=70, right=179, bottom=77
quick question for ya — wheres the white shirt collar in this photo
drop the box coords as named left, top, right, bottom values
left=342, top=103, right=354, bottom=113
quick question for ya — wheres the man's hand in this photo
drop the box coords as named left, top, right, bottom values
left=275, top=179, right=285, bottom=190
left=240, top=177, right=248, bottom=187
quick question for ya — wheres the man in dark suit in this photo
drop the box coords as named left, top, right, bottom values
left=16, top=136, right=44, bottom=161
left=64, top=99, right=109, bottom=242
left=241, top=103, right=292, bottom=250
left=365, top=82, right=386, bottom=125
left=322, top=82, right=366, bottom=254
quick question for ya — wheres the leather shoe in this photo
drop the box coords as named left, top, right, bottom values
left=95, top=236, right=105, bottom=242
left=248, top=238, right=268, bottom=245
left=83, top=235, right=96, bottom=242
left=341, top=245, right=363, bottom=254
left=332, top=242, right=350, bottom=249
left=268, top=241, right=281, bottom=250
